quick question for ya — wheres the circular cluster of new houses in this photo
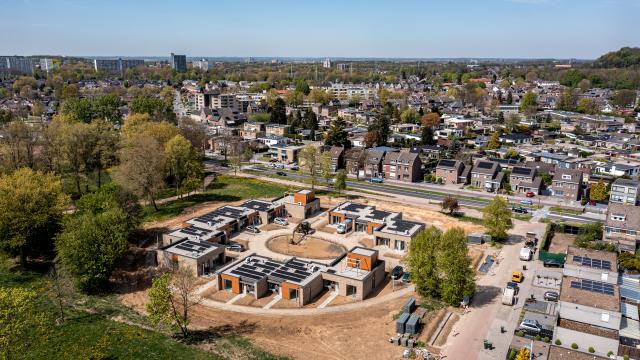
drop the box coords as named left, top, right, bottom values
left=156, top=189, right=425, bottom=308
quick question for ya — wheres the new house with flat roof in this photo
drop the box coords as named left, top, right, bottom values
left=157, top=238, right=226, bottom=276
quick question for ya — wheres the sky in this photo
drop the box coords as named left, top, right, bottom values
left=1, top=0, right=638, bottom=59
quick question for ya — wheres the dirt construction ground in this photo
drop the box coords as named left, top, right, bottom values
left=124, top=190, right=487, bottom=359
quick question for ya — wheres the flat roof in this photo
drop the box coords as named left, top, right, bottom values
left=560, top=276, right=620, bottom=312
left=165, top=238, right=224, bottom=259
left=566, top=246, right=618, bottom=272
left=377, top=219, right=424, bottom=237
left=222, top=255, right=327, bottom=286
left=241, top=199, right=275, bottom=213
left=351, top=247, right=377, bottom=257
left=548, top=346, right=609, bottom=360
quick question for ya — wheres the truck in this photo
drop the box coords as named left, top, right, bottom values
left=519, top=247, right=533, bottom=261
left=502, top=287, right=515, bottom=305
left=336, top=219, right=352, bottom=234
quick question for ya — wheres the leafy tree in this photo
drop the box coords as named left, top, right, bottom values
left=0, top=168, right=68, bottom=266
left=269, top=97, right=287, bottom=124
left=130, top=96, right=175, bottom=123
left=0, top=287, right=48, bottom=359
left=556, top=88, right=578, bottom=111
left=407, top=226, right=442, bottom=297
left=483, top=196, right=512, bottom=242
left=295, top=79, right=311, bottom=95
left=114, top=133, right=166, bottom=210
left=519, top=91, right=537, bottom=113
left=611, top=89, right=637, bottom=107
left=325, top=117, right=350, bottom=147
left=486, top=131, right=501, bottom=150
left=298, top=145, right=320, bottom=190
left=421, top=126, right=435, bottom=145
left=421, top=112, right=440, bottom=127
left=165, top=134, right=203, bottom=197
left=56, top=207, right=130, bottom=292
left=304, top=110, right=319, bottom=138
left=334, top=169, right=347, bottom=195
left=178, top=117, right=207, bottom=154
left=400, top=108, right=420, bottom=124
left=368, top=115, right=390, bottom=146
left=441, top=196, right=459, bottom=215
left=515, top=347, right=530, bottom=360
left=308, top=88, right=333, bottom=104
left=438, top=227, right=475, bottom=305
left=506, top=91, right=513, bottom=104
left=504, top=149, right=520, bottom=160
left=0, top=109, right=12, bottom=124
left=577, top=98, right=599, bottom=114
left=147, top=267, right=200, bottom=338
left=320, top=151, right=334, bottom=185
left=589, top=180, right=607, bottom=202
left=75, top=183, right=142, bottom=233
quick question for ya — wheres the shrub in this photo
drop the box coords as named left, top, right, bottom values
left=588, top=347, right=595, bottom=353
left=554, top=339, right=561, bottom=345
left=535, top=335, right=541, bottom=341
left=607, top=351, right=614, bottom=357
left=624, top=355, right=629, bottom=360
left=571, top=343, right=578, bottom=349
left=509, top=348, right=517, bottom=360
left=543, top=336, right=550, bottom=343
left=517, top=330, right=525, bottom=337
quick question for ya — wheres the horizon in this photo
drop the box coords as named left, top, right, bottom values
left=1, top=0, right=638, bottom=59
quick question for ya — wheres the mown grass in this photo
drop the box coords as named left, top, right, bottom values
left=142, top=176, right=298, bottom=222
left=550, top=206, right=584, bottom=216
left=0, top=256, right=287, bottom=360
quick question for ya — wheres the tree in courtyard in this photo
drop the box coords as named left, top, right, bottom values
left=0, top=168, right=68, bottom=267
left=298, top=145, right=320, bottom=190
left=334, top=169, right=347, bottom=195
left=589, top=180, right=608, bottom=202
left=441, top=196, right=460, bottom=215
left=147, top=267, right=201, bottom=338
left=0, top=287, right=48, bottom=360
left=486, top=131, right=501, bottom=150
left=437, top=227, right=476, bottom=305
left=113, top=133, right=166, bottom=211
left=406, top=226, right=442, bottom=297
left=483, top=196, right=513, bottom=242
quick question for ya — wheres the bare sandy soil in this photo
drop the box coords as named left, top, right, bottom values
left=266, top=235, right=347, bottom=260
left=548, top=233, right=577, bottom=253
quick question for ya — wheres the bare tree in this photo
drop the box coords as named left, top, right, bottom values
left=46, top=264, right=75, bottom=325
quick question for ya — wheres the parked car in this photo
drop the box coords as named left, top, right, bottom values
left=525, top=192, right=535, bottom=198
left=290, top=165, right=299, bottom=171
left=543, top=259, right=564, bottom=268
left=225, top=243, right=245, bottom=252
left=544, top=291, right=559, bottom=302
left=518, top=319, right=542, bottom=334
left=401, top=272, right=411, bottom=283
left=512, top=271, right=524, bottom=283
left=502, top=287, right=515, bottom=306
left=368, top=177, right=384, bottom=184
left=512, top=206, right=528, bottom=214
left=519, top=247, right=533, bottom=261
left=246, top=225, right=260, bottom=234
left=520, top=199, right=533, bottom=205
left=276, top=171, right=287, bottom=176
left=391, top=266, right=404, bottom=280
left=274, top=217, right=289, bottom=226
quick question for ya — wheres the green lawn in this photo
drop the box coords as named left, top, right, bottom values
left=550, top=206, right=584, bottom=216
left=1, top=256, right=287, bottom=360
left=143, top=176, right=298, bottom=222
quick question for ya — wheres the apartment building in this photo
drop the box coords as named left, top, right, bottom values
left=94, top=58, right=144, bottom=73
left=0, top=56, right=33, bottom=74
left=240, top=121, right=266, bottom=140
left=435, top=159, right=466, bottom=185
left=609, top=179, right=640, bottom=205
left=170, top=53, right=187, bottom=72
left=268, top=143, right=302, bottom=164
left=265, top=124, right=291, bottom=137
left=470, top=160, right=504, bottom=192
left=550, top=169, right=583, bottom=201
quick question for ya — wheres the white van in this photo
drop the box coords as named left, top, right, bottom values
left=519, top=247, right=533, bottom=261
left=336, top=219, right=352, bottom=234
left=502, top=287, right=515, bottom=305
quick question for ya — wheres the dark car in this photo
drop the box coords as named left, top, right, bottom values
left=401, top=272, right=411, bottom=283
left=543, top=259, right=564, bottom=268
left=506, top=281, right=519, bottom=294
left=276, top=171, right=287, bottom=176
left=544, top=291, right=559, bottom=302
left=391, top=266, right=404, bottom=280
left=225, top=243, right=245, bottom=252
left=512, top=206, right=528, bottom=214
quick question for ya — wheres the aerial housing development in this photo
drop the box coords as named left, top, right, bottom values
left=1, top=1, right=639, bottom=359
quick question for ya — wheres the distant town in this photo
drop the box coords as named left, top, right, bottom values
left=2, top=46, right=640, bottom=360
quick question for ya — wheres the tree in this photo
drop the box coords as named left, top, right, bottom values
left=334, top=169, right=347, bottom=195
left=407, top=226, right=442, bottom=297
left=320, top=151, right=334, bottom=185
left=178, top=117, right=207, bottom=154
left=421, top=112, right=440, bottom=128
left=519, top=91, right=537, bottom=113
left=165, top=134, right=203, bottom=197
left=400, top=108, right=420, bottom=124
left=308, top=88, right=333, bottom=104
left=611, top=89, right=637, bottom=107
left=0, top=287, right=47, bottom=360
left=577, top=78, right=592, bottom=93
left=506, top=91, right=513, bottom=104
left=147, top=267, right=201, bottom=338
left=113, top=133, right=166, bottom=210
left=56, top=207, right=130, bottom=292
left=369, top=115, right=390, bottom=146
left=505, top=114, right=521, bottom=133
left=438, top=227, right=475, bottom=305
left=304, top=110, right=319, bottom=138
left=269, top=97, right=287, bottom=124
left=504, top=149, right=520, bottom=159
left=590, top=180, right=608, bottom=202
left=46, top=264, right=75, bottom=324
left=294, top=79, right=310, bottom=95
left=130, top=96, right=175, bottom=122
left=0, top=120, right=39, bottom=170
left=577, top=98, right=599, bottom=114
left=325, top=117, right=350, bottom=147
left=421, top=126, right=435, bottom=145
left=515, top=347, right=530, bottom=360
left=75, top=183, right=142, bottom=234
left=556, top=88, right=578, bottom=111
left=0, top=168, right=68, bottom=266
left=486, top=131, right=501, bottom=149
left=483, top=196, right=512, bottom=242
left=299, top=145, right=320, bottom=190
left=441, top=196, right=459, bottom=215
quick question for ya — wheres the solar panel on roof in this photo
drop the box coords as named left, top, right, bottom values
left=477, top=162, right=493, bottom=169
left=575, top=255, right=612, bottom=270
left=439, top=159, right=456, bottom=167
left=572, top=279, right=615, bottom=296
left=512, top=167, right=532, bottom=175
left=231, top=269, right=263, bottom=281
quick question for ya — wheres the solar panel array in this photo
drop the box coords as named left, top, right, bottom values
left=180, top=226, right=212, bottom=236
left=572, top=256, right=612, bottom=270
left=439, top=159, right=456, bottom=167
left=512, top=167, right=532, bottom=176
left=229, top=257, right=320, bottom=285
left=173, top=240, right=216, bottom=254
left=477, top=161, right=494, bottom=169
left=570, top=279, right=615, bottom=296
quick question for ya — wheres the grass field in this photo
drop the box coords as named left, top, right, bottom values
left=0, top=256, right=287, bottom=360
left=142, top=176, right=298, bottom=222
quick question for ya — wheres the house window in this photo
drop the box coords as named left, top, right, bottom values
left=562, top=174, right=571, bottom=180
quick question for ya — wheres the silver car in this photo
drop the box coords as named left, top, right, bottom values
left=274, top=217, right=289, bottom=226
